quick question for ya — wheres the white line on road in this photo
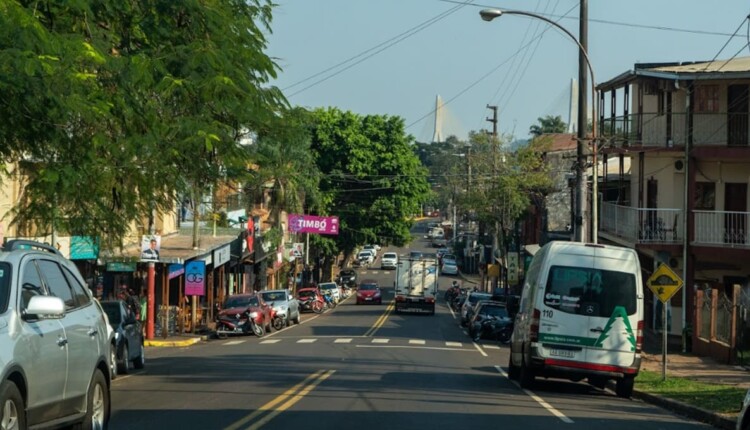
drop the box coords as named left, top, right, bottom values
left=371, top=338, right=390, bottom=344
left=259, top=339, right=281, bottom=344
left=223, top=340, right=246, bottom=346
left=493, top=365, right=574, bottom=424
left=334, top=338, right=353, bottom=343
left=297, top=339, right=317, bottom=343
left=409, top=339, right=426, bottom=345
left=356, top=345, right=476, bottom=352
left=472, top=341, right=488, bottom=357
left=482, top=344, right=500, bottom=350
left=445, top=341, right=463, bottom=348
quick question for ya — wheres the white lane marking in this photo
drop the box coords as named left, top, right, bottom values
left=334, top=338, right=353, bottom=343
left=356, top=345, right=475, bottom=352
left=472, top=341, right=488, bottom=357
left=445, top=341, right=463, bottom=348
left=483, top=344, right=500, bottom=350
left=409, top=339, right=426, bottom=345
left=297, top=339, right=317, bottom=343
left=259, top=339, right=281, bottom=344
left=494, top=365, right=574, bottom=424
left=223, top=340, right=246, bottom=346
left=371, top=338, right=390, bottom=344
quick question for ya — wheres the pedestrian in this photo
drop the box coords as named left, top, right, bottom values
left=139, top=288, right=147, bottom=336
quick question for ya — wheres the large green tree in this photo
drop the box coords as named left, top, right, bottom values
left=529, top=115, right=568, bottom=137
left=0, top=0, right=285, bottom=249
left=308, top=108, right=430, bottom=261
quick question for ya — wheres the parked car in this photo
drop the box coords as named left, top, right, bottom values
left=738, top=388, right=750, bottom=430
left=100, top=299, right=145, bottom=376
left=380, top=252, right=398, bottom=270
left=356, top=281, right=382, bottom=305
left=356, top=250, right=375, bottom=266
left=441, top=259, right=459, bottom=275
left=259, top=289, right=301, bottom=325
left=337, top=269, right=358, bottom=287
left=319, top=282, right=341, bottom=303
left=0, top=240, right=112, bottom=429
left=460, top=291, right=492, bottom=326
left=217, top=293, right=273, bottom=333
left=467, top=301, right=512, bottom=341
left=363, top=244, right=379, bottom=256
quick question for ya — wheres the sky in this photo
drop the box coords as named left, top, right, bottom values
left=267, top=0, right=750, bottom=144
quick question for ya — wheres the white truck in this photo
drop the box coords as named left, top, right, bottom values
left=394, top=255, right=439, bottom=315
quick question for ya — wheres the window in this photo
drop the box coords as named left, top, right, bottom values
left=544, top=266, right=637, bottom=317
left=38, top=260, right=76, bottom=310
left=695, top=182, right=716, bottom=210
left=0, top=263, right=10, bottom=313
left=63, top=266, right=92, bottom=307
left=695, top=85, right=720, bottom=113
left=21, top=261, right=45, bottom=310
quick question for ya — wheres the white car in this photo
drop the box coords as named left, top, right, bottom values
left=356, top=250, right=375, bottom=265
left=319, top=282, right=341, bottom=303
left=363, top=244, right=379, bottom=256
left=381, top=252, right=398, bottom=270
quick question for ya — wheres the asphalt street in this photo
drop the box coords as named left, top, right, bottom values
left=109, top=223, right=715, bottom=430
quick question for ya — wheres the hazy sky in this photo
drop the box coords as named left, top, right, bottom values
left=268, top=0, right=750, bottom=143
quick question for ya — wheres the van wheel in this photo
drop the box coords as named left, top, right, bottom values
left=507, top=353, right=520, bottom=380
left=518, top=355, right=535, bottom=389
left=588, top=376, right=607, bottom=390
left=0, top=381, right=26, bottom=430
left=615, top=376, right=634, bottom=398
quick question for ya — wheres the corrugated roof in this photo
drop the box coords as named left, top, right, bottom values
left=648, top=56, right=750, bottom=73
left=533, top=133, right=577, bottom=152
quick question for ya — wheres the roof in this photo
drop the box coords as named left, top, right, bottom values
left=533, top=133, right=577, bottom=153
left=598, top=56, right=750, bottom=90
left=102, top=231, right=239, bottom=264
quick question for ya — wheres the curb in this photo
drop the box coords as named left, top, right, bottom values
left=458, top=272, right=479, bottom=285
left=631, top=389, right=737, bottom=430
left=145, top=336, right=205, bottom=347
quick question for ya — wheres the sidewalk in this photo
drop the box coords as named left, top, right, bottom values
left=457, top=271, right=747, bottom=429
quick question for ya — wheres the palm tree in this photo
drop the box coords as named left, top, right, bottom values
left=529, top=115, right=568, bottom=137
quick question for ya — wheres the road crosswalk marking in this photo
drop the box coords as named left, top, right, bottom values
left=371, top=338, right=390, bottom=344
left=445, top=341, right=463, bottom=348
left=334, top=338, right=353, bottom=343
left=259, top=339, right=281, bottom=344
left=297, top=339, right=317, bottom=343
left=483, top=344, right=500, bottom=350
left=408, top=339, right=426, bottom=345
left=223, top=340, right=246, bottom=346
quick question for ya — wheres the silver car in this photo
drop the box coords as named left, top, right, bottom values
left=0, top=240, right=112, bottom=429
left=738, top=388, right=750, bottom=430
left=259, top=289, right=301, bottom=325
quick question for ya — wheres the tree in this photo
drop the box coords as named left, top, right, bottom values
left=308, top=108, right=431, bottom=262
left=529, top=115, right=568, bottom=137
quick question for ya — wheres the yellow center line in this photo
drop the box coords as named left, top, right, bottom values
left=246, top=370, right=336, bottom=430
left=223, top=370, right=326, bottom=430
left=364, top=300, right=395, bottom=337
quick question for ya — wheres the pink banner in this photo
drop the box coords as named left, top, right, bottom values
left=288, top=214, right=339, bottom=235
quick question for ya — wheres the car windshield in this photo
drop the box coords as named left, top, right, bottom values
left=383, top=253, right=397, bottom=259
left=480, top=306, right=509, bottom=319
left=224, top=296, right=258, bottom=308
left=261, top=291, right=287, bottom=303
left=298, top=290, right=317, bottom=299
left=544, top=265, right=637, bottom=317
left=320, top=283, right=336, bottom=291
left=360, top=284, right=378, bottom=291
left=0, top=263, right=9, bottom=313
left=100, top=302, right=122, bottom=325
left=340, top=270, right=355, bottom=277
left=468, top=293, right=491, bottom=305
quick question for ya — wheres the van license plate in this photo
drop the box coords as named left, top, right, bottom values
left=549, top=349, right=575, bottom=358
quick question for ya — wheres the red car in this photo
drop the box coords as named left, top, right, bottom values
left=217, top=293, right=273, bottom=333
left=297, top=287, right=325, bottom=313
left=356, top=281, right=382, bottom=305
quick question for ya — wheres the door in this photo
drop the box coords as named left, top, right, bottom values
left=728, top=85, right=749, bottom=146
left=724, top=183, right=747, bottom=244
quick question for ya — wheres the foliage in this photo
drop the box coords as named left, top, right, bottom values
left=529, top=115, right=568, bottom=137
left=308, top=108, right=431, bottom=258
left=0, top=0, right=285, bottom=249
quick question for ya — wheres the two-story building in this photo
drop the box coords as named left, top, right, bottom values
left=597, top=57, right=750, bottom=361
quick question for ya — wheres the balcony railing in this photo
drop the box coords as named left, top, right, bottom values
left=600, top=112, right=747, bottom=148
left=694, top=210, right=750, bottom=248
left=600, top=202, right=682, bottom=244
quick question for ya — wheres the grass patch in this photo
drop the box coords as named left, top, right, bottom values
left=635, top=370, right=745, bottom=414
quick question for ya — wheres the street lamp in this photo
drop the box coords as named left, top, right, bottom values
left=480, top=8, right=600, bottom=243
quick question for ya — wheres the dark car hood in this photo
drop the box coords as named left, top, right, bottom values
left=218, top=306, right=259, bottom=317
left=359, top=290, right=379, bottom=297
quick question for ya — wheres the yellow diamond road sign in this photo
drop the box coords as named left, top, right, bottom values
left=647, top=263, right=684, bottom=303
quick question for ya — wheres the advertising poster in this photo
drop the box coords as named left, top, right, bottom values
left=185, top=260, right=206, bottom=296
left=140, top=235, right=161, bottom=261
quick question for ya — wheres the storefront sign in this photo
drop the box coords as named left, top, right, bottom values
left=288, top=214, right=339, bottom=235
left=168, top=264, right=185, bottom=280
left=507, top=252, right=519, bottom=286
left=106, top=262, right=136, bottom=272
left=70, top=236, right=99, bottom=260
left=214, top=244, right=231, bottom=267
left=185, top=260, right=206, bottom=296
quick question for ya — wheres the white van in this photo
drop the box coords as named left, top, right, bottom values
left=508, top=241, right=644, bottom=398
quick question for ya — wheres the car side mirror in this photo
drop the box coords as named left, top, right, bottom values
left=23, top=295, right=65, bottom=320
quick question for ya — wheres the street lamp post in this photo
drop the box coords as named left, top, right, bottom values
left=480, top=8, right=599, bottom=243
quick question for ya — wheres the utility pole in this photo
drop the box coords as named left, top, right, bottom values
left=486, top=105, right=498, bottom=293
left=574, top=0, right=589, bottom=243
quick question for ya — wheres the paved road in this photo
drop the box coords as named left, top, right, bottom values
left=109, top=225, right=715, bottom=430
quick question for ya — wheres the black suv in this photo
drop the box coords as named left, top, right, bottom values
left=337, top=269, right=358, bottom=288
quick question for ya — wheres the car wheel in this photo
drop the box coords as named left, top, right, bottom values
left=118, top=344, right=130, bottom=374
left=73, top=369, right=110, bottom=430
left=133, top=343, right=145, bottom=369
left=615, top=376, right=634, bottom=398
left=109, top=342, right=118, bottom=380
left=507, top=352, right=520, bottom=380
left=293, top=312, right=301, bottom=325
left=0, top=380, right=26, bottom=430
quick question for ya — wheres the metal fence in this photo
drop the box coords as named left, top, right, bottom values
left=716, top=293, right=733, bottom=344
left=737, top=288, right=750, bottom=367
left=700, top=292, right=712, bottom=341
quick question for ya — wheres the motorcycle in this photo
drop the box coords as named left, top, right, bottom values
left=216, top=310, right=264, bottom=339
left=299, top=296, right=324, bottom=314
left=268, top=302, right=286, bottom=331
left=470, top=315, right=513, bottom=343
left=322, top=292, right=336, bottom=309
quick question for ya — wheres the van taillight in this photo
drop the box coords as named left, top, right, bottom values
left=636, top=320, right=644, bottom=352
left=530, top=308, right=540, bottom=342
left=425, top=297, right=435, bottom=304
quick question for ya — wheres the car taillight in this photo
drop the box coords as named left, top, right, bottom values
left=636, top=320, right=644, bottom=352
left=425, top=297, right=435, bottom=304
left=395, top=295, right=405, bottom=302
left=530, top=308, right=540, bottom=342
